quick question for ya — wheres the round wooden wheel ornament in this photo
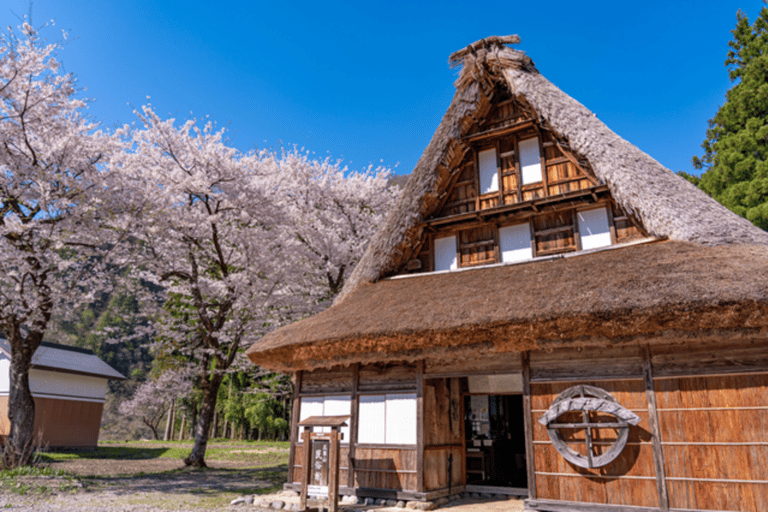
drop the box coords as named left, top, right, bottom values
left=537, top=385, right=641, bottom=469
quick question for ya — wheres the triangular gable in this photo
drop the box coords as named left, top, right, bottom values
left=336, top=36, right=768, bottom=304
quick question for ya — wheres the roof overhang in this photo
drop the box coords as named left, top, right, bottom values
left=247, top=241, right=768, bottom=372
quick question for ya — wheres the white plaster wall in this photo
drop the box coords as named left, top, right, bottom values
left=0, top=353, right=9, bottom=394
left=29, top=369, right=107, bottom=402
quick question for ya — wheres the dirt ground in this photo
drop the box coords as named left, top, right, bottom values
left=0, top=441, right=288, bottom=511
left=0, top=442, right=525, bottom=511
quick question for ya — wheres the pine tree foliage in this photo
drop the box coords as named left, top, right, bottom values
left=694, top=6, right=768, bottom=229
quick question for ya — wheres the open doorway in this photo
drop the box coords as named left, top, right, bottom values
left=464, top=393, right=527, bottom=491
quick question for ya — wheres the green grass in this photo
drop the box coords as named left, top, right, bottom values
left=38, top=440, right=289, bottom=465
left=0, top=466, right=76, bottom=496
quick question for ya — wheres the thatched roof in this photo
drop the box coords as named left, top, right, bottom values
left=246, top=36, right=768, bottom=371
left=336, top=36, right=768, bottom=305
left=247, top=241, right=768, bottom=371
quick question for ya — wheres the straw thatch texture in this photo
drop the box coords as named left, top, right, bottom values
left=246, top=241, right=768, bottom=371
left=335, top=36, right=768, bottom=306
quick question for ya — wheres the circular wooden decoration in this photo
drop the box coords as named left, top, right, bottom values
left=537, top=385, right=641, bottom=469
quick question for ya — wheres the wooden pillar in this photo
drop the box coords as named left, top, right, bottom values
left=643, top=346, right=669, bottom=511
left=328, top=429, right=342, bottom=512
left=299, top=429, right=311, bottom=510
left=288, top=371, right=303, bottom=485
left=416, top=360, right=425, bottom=492
left=521, top=351, right=536, bottom=499
left=348, top=364, right=360, bottom=489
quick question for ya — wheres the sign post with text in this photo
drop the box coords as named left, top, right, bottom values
left=298, top=415, right=350, bottom=512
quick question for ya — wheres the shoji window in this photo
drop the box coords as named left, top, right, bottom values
left=478, top=148, right=499, bottom=194
left=577, top=207, right=613, bottom=250
left=357, top=393, right=417, bottom=445
left=519, top=138, right=543, bottom=185
left=499, top=223, right=533, bottom=263
left=434, top=235, right=458, bottom=271
left=298, top=396, right=351, bottom=443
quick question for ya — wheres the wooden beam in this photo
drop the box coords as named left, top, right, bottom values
left=525, top=499, right=689, bottom=512
left=416, top=360, right=425, bottom=493
left=643, top=345, right=669, bottom=511
left=553, top=139, right=599, bottom=186
left=521, top=351, right=536, bottom=500
left=348, top=364, right=360, bottom=489
left=465, top=119, right=535, bottom=143
left=288, top=371, right=303, bottom=484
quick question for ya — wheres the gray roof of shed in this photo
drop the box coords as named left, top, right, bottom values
left=0, top=340, right=125, bottom=380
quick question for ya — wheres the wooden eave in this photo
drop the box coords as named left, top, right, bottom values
left=426, top=184, right=611, bottom=227
left=464, top=119, right=536, bottom=143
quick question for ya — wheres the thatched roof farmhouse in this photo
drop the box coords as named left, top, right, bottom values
left=247, top=36, right=768, bottom=512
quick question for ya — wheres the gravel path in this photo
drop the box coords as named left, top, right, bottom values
left=0, top=461, right=285, bottom=511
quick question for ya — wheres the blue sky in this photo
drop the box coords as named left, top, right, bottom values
left=3, top=1, right=765, bottom=176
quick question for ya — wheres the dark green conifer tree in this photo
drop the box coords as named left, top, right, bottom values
left=694, top=6, right=768, bottom=229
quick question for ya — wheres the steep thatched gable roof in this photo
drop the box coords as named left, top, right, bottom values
left=336, top=36, right=768, bottom=304
left=245, top=36, right=768, bottom=372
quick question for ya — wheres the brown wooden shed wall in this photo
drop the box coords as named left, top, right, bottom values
left=1, top=396, right=103, bottom=448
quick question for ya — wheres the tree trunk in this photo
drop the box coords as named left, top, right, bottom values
left=190, top=401, right=198, bottom=440
left=178, top=414, right=186, bottom=441
left=164, top=399, right=175, bottom=441
left=6, top=328, right=42, bottom=467
left=212, top=410, right=218, bottom=439
left=184, top=373, right=223, bottom=467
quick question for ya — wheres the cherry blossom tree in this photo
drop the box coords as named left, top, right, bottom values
left=0, top=23, right=121, bottom=466
left=119, top=367, right=193, bottom=439
left=274, top=149, right=399, bottom=310
left=109, top=105, right=296, bottom=467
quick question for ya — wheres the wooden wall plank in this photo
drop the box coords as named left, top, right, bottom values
left=530, top=347, right=643, bottom=382
left=651, top=344, right=768, bottom=378
left=301, top=367, right=353, bottom=394
left=359, top=362, right=417, bottom=392
left=353, top=448, right=418, bottom=491
left=531, top=377, right=657, bottom=508
left=423, top=447, right=463, bottom=491
left=426, top=352, right=521, bottom=376
left=655, top=371, right=768, bottom=512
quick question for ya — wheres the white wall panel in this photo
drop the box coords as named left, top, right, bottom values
left=478, top=148, right=499, bottom=194
left=499, top=223, right=533, bottom=263
left=323, top=396, right=351, bottom=442
left=29, top=369, right=107, bottom=402
left=358, top=395, right=386, bottom=444
left=299, top=397, right=324, bottom=436
left=385, top=393, right=417, bottom=445
left=519, top=138, right=543, bottom=185
left=0, top=354, right=9, bottom=394
left=434, top=236, right=457, bottom=272
left=578, top=207, right=612, bottom=250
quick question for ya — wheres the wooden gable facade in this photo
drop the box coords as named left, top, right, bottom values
left=405, top=84, right=646, bottom=276
left=246, top=36, right=768, bottom=512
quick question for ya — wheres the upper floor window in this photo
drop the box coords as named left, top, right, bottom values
left=519, top=137, right=543, bottom=185
left=478, top=148, right=499, bottom=194
left=434, top=235, right=458, bottom=271
left=499, top=223, right=533, bottom=263
left=577, top=207, right=613, bottom=250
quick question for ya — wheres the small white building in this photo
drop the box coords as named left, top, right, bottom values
left=0, top=340, right=125, bottom=449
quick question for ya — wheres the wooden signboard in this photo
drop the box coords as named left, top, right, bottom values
left=298, top=415, right=349, bottom=512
